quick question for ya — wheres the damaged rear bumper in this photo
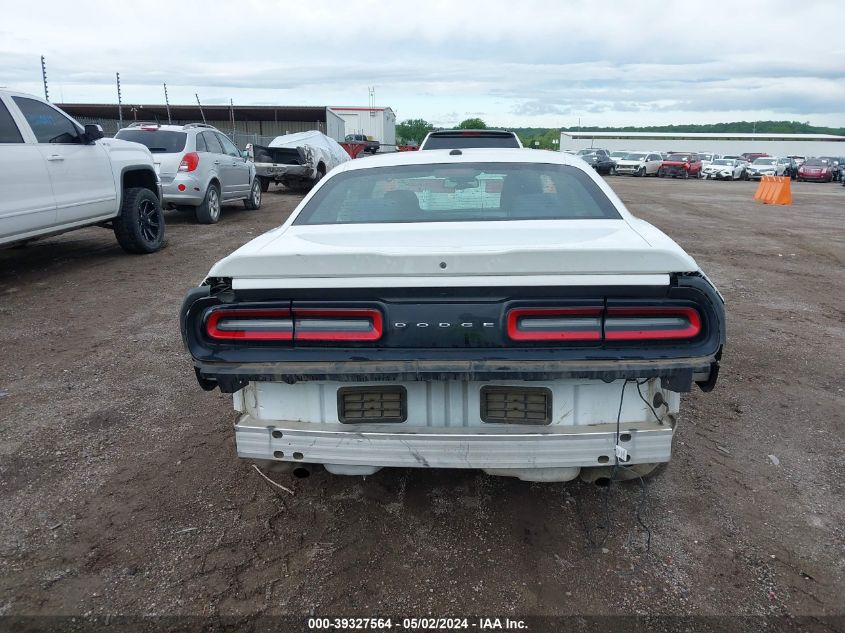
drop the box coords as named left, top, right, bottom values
left=237, top=415, right=675, bottom=474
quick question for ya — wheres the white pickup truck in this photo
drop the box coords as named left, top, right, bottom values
left=181, top=149, right=725, bottom=483
left=0, top=90, right=164, bottom=253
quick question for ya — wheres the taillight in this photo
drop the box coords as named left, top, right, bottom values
left=294, top=308, right=382, bottom=341
left=604, top=307, right=701, bottom=341
left=205, top=307, right=382, bottom=342
left=507, top=307, right=602, bottom=341
left=179, top=152, right=200, bottom=172
left=206, top=308, right=293, bottom=341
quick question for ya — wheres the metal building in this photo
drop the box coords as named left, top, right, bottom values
left=57, top=103, right=347, bottom=147
left=559, top=131, right=845, bottom=157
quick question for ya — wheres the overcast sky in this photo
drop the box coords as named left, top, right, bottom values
left=2, top=0, right=843, bottom=128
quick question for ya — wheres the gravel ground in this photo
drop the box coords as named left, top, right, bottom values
left=0, top=177, right=843, bottom=630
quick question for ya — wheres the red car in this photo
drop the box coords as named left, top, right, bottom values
left=658, top=152, right=703, bottom=179
left=797, top=158, right=834, bottom=182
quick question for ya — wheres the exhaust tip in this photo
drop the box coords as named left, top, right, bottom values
left=292, top=466, right=311, bottom=479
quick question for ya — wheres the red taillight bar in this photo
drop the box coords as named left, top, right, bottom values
left=507, top=307, right=603, bottom=341
left=205, top=307, right=383, bottom=342
left=604, top=306, right=701, bottom=340
left=206, top=308, right=293, bottom=341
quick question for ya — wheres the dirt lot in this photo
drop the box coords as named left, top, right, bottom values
left=1, top=177, right=843, bottom=629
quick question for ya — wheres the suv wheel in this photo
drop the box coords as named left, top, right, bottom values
left=244, top=178, right=262, bottom=210
left=196, top=183, right=221, bottom=224
left=113, top=187, right=164, bottom=254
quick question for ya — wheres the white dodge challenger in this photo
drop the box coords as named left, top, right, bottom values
left=180, top=149, right=725, bottom=483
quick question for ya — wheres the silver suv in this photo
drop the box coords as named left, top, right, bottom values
left=115, top=123, right=261, bottom=224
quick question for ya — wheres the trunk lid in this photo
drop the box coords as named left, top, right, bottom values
left=209, top=220, right=697, bottom=280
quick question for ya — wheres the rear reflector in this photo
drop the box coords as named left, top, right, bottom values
left=507, top=307, right=602, bottom=341
left=604, top=306, right=701, bottom=340
left=338, top=386, right=406, bottom=423
left=480, top=386, right=552, bottom=425
left=205, top=307, right=382, bottom=342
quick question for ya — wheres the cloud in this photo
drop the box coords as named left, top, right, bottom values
left=1, top=0, right=842, bottom=126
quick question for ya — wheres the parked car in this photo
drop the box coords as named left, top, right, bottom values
left=115, top=122, right=261, bottom=224
left=247, top=131, right=350, bottom=193
left=345, top=133, right=379, bottom=154
left=180, top=149, right=725, bottom=482
left=0, top=90, right=164, bottom=253
left=818, top=157, right=842, bottom=181
left=658, top=152, right=703, bottom=179
left=699, top=152, right=721, bottom=167
left=747, top=157, right=786, bottom=180
left=777, top=157, right=799, bottom=179
left=419, top=129, right=522, bottom=150
left=787, top=155, right=806, bottom=168
left=701, top=158, right=747, bottom=181
left=797, top=158, right=835, bottom=182
left=741, top=152, right=769, bottom=162
left=576, top=148, right=616, bottom=175
left=614, top=151, right=663, bottom=177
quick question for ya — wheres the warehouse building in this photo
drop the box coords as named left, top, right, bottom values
left=56, top=103, right=395, bottom=149
left=559, top=131, right=845, bottom=157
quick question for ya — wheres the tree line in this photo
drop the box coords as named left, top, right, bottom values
left=396, top=118, right=845, bottom=148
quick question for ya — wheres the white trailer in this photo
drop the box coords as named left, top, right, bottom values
left=330, top=106, right=397, bottom=151
left=559, top=131, right=845, bottom=158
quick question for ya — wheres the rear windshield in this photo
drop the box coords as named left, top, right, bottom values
left=422, top=133, right=520, bottom=150
left=667, top=154, right=691, bottom=161
left=293, top=163, right=621, bottom=225
left=115, top=129, right=187, bottom=153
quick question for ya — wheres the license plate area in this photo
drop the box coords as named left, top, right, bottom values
left=480, top=386, right=552, bottom=425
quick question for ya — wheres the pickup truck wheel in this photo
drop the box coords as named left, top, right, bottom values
left=243, top=178, right=262, bottom=210
left=196, top=184, right=221, bottom=224
left=113, top=187, right=164, bottom=254
left=258, top=176, right=270, bottom=193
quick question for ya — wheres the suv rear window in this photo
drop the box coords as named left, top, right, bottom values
left=422, top=132, right=521, bottom=150
left=294, top=162, right=621, bottom=225
left=0, top=100, right=23, bottom=143
left=115, top=129, right=187, bottom=153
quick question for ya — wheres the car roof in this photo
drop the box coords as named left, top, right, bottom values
left=428, top=129, right=516, bottom=135
left=118, top=123, right=218, bottom=133
left=331, top=148, right=587, bottom=175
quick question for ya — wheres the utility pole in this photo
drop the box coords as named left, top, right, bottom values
left=163, top=83, right=172, bottom=123
left=195, top=93, right=206, bottom=124
left=40, top=56, right=49, bottom=101
left=229, top=98, right=235, bottom=138
left=116, top=72, right=123, bottom=129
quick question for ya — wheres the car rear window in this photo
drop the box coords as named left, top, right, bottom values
left=422, top=133, right=521, bottom=150
left=115, top=129, right=187, bottom=153
left=294, top=162, right=621, bottom=225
